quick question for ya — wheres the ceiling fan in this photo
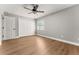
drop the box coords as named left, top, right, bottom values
left=23, top=4, right=44, bottom=14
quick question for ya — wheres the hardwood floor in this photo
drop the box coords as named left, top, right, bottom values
left=0, top=35, right=79, bottom=55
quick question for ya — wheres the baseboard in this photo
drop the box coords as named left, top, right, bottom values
left=2, top=35, right=35, bottom=41
left=37, top=34, right=79, bottom=46
left=18, top=35, right=35, bottom=38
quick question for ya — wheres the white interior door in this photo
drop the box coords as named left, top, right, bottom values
left=2, top=15, right=18, bottom=40
left=11, top=17, right=17, bottom=39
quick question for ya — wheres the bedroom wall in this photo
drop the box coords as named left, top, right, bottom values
left=36, top=5, right=79, bottom=44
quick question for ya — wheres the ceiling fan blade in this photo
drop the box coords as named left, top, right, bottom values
left=35, top=4, right=39, bottom=10
left=32, top=4, right=39, bottom=10
left=24, top=7, right=32, bottom=11
left=28, top=12, right=33, bottom=14
left=37, top=11, right=44, bottom=13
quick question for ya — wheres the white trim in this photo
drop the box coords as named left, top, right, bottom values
left=2, top=35, right=34, bottom=41
left=37, top=34, right=79, bottom=46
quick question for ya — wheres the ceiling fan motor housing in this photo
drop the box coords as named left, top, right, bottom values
left=32, top=8, right=37, bottom=11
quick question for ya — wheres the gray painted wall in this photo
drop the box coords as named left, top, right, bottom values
left=37, top=5, right=79, bottom=44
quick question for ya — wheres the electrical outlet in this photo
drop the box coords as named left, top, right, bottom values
left=60, top=35, right=64, bottom=38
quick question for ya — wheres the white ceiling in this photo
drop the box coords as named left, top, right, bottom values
left=0, top=4, right=75, bottom=19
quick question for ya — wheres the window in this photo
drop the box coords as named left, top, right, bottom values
left=37, top=20, right=45, bottom=30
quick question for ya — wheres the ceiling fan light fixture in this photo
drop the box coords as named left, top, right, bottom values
left=23, top=4, right=45, bottom=14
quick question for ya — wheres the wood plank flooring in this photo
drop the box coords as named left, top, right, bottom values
left=0, top=35, right=79, bottom=55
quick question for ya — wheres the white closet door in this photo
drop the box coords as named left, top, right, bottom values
left=2, top=16, right=18, bottom=40
left=11, top=17, right=17, bottom=39
left=3, top=16, right=12, bottom=40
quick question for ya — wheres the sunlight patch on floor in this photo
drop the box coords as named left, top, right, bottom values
left=36, top=37, right=48, bottom=54
left=0, top=40, right=2, bottom=46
